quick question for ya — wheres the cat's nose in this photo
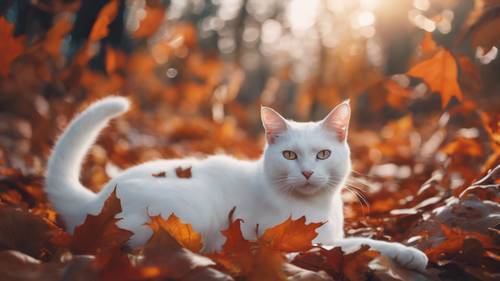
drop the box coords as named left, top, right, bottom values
left=301, top=170, right=314, bottom=179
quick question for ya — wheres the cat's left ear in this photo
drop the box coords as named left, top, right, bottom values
left=261, top=106, right=288, bottom=144
left=321, top=100, right=351, bottom=141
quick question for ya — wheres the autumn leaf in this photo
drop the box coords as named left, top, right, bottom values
left=0, top=207, right=56, bottom=259
left=425, top=224, right=493, bottom=262
left=89, top=0, right=119, bottom=42
left=407, top=48, right=463, bottom=108
left=143, top=215, right=231, bottom=280
left=70, top=188, right=133, bottom=256
left=43, top=17, right=73, bottom=56
left=0, top=17, right=25, bottom=76
left=147, top=213, right=203, bottom=252
left=247, top=245, right=287, bottom=281
left=261, top=216, right=325, bottom=252
left=152, top=171, right=167, bottom=177
left=211, top=218, right=254, bottom=275
left=175, top=166, right=192, bottom=178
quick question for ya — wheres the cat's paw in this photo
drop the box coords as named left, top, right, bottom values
left=383, top=243, right=428, bottom=271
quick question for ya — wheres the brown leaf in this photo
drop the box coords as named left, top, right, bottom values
left=407, top=48, right=463, bottom=108
left=425, top=224, right=493, bottom=262
left=211, top=218, right=254, bottom=275
left=261, top=216, right=325, bottom=252
left=0, top=17, right=25, bottom=76
left=147, top=213, right=203, bottom=252
left=143, top=217, right=231, bottom=280
left=0, top=207, right=56, bottom=259
left=89, top=0, right=119, bottom=42
left=152, top=171, right=167, bottom=178
left=176, top=166, right=193, bottom=178
left=70, top=188, right=133, bottom=256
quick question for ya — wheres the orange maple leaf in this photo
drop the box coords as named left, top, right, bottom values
left=0, top=17, right=25, bottom=76
left=261, top=216, right=325, bottom=252
left=407, top=48, right=463, bottom=108
left=210, top=218, right=254, bottom=275
left=425, top=224, right=493, bottom=262
left=147, top=213, right=203, bottom=252
left=89, top=0, right=119, bottom=42
left=70, top=188, right=133, bottom=256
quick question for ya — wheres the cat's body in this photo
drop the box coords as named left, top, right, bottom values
left=45, top=97, right=428, bottom=270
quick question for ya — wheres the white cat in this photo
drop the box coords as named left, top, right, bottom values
left=45, top=97, right=428, bottom=271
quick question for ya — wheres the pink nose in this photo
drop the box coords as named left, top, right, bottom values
left=301, top=170, right=313, bottom=179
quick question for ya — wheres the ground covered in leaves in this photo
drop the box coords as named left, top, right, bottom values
left=0, top=0, right=499, bottom=281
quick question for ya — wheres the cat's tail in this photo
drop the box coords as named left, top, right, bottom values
left=45, top=96, right=129, bottom=231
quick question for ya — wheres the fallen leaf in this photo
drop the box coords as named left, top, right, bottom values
left=0, top=207, right=56, bottom=259
left=143, top=216, right=232, bottom=280
left=176, top=166, right=192, bottom=178
left=261, top=216, right=325, bottom=252
left=70, top=188, right=133, bottom=257
left=152, top=171, right=166, bottom=178
left=147, top=213, right=203, bottom=252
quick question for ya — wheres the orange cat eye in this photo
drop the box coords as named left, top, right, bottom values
left=282, top=150, right=297, bottom=160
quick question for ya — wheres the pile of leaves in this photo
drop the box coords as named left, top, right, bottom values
left=0, top=0, right=499, bottom=280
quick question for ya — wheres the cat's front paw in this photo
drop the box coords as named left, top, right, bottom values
left=383, top=243, right=428, bottom=271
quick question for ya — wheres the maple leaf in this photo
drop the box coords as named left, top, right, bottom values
left=89, top=0, right=119, bottom=42
left=261, top=216, right=325, bottom=252
left=0, top=17, right=25, bottom=76
left=210, top=218, right=254, bottom=275
left=70, top=188, right=133, bottom=257
left=425, top=224, right=493, bottom=262
left=175, top=166, right=192, bottom=178
left=147, top=213, right=202, bottom=252
left=143, top=215, right=233, bottom=280
left=407, top=48, right=463, bottom=108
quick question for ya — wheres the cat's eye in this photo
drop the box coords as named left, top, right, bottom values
left=282, top=150, right=297, bottom=160
left=316, top=149, right=331, bottom=160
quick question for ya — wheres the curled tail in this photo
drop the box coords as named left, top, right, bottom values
left=45, top=97, right=129, bottom=231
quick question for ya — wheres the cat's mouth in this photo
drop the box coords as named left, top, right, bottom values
left=292, top=183, right=324, bottom=196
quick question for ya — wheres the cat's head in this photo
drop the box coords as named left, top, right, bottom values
left=261, top=101, right=351, bottom=197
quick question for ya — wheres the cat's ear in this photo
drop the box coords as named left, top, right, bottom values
left=321, top=100, right=351, bottom=141
left=261, top=106, right=288, bottom=144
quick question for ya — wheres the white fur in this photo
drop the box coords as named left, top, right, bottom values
left=45, top=97, right=428, bottom=271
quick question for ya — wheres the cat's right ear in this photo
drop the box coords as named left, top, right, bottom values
left=261, top=106, right=288, bottom=144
